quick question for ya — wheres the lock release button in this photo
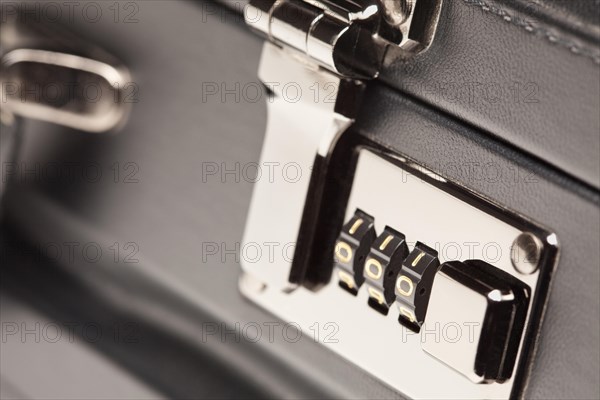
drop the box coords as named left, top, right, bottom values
left=421, top=260, right=530, bottom=383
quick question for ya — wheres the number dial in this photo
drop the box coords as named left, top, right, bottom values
left=395, top=242, right=440, bottom=331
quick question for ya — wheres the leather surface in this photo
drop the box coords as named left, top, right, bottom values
left=219, top=0, right=600, bottom=189
left=1, top=0, right=599, bottom=399
left=0, top=289, right=165, bottom=400
left=381, top=0, right=600, bottom=189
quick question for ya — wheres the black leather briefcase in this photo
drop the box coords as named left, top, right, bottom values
left=0, top=1, right=598, bottom=399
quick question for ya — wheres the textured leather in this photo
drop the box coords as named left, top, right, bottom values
left=380, top=0, right=600, bottom=189
left=218, top=0, right=600, bottom=188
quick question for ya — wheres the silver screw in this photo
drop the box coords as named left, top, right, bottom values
left=511, top=232, right=543, bottom=275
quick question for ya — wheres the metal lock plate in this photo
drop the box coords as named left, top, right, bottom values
left=240, top=148, right=558, bottom=398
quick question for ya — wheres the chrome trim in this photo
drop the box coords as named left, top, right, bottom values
left=1, top=49, right=131, bottom=133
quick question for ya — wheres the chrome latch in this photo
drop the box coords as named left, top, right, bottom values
left=241, top=0, right=443, bottom=290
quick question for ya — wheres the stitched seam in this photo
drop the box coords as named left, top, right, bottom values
left=463, top=0, right=600, bottom=66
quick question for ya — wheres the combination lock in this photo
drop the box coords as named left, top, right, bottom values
left=241, top=147, right=558, bottom=398
left=334, top=208, right=531, bottom=382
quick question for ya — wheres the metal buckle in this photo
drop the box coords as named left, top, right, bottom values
left=0, top=7, right=131, bottom=133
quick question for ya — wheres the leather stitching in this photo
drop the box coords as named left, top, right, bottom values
left=463, top=0, right=600, bottom=66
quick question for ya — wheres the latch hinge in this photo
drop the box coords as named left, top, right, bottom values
left=246, top=0, right=442, bottom=78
